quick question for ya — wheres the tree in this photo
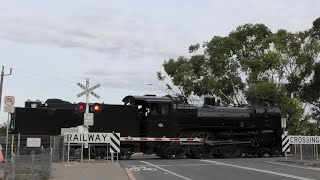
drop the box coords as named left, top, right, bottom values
left=0, top=123, right=7, bottom=135
left=312, top=17, right=320, bottom=38
left=245, top=82, right=286, bottom=105
left=158, top=17, right=320, bottom=134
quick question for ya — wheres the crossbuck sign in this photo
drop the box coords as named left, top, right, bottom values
left=76, top=78, right=101, bottom=126
left=76, top=80, right=100, bottom=99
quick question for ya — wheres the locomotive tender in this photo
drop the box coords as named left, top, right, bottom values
left=9, top=95, right=283, bottom=159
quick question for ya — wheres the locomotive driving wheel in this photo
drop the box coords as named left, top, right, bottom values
left=120, top=148, right=133, bottom=160
left=158, top=142, right=186, bottom=159
left=220, top=145, right=242, bottom=158
left=188, top=132, right=212, bottom=159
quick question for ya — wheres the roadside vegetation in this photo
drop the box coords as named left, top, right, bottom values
left=157, top=17, right=320, bottom=135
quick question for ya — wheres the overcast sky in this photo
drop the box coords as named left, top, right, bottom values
left=0, top=0, right=319, bottom=122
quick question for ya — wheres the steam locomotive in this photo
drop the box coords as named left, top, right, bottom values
left=9, top=95, right=283, bottom=159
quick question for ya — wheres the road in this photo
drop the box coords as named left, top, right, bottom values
left=120, top=155, right=320, bottom=180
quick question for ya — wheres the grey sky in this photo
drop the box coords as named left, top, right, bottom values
left=0, top=0, right=319, bottom=122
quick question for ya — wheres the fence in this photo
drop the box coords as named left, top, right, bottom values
left=285, top=144, right=319, bottom=161
left=0, top=134, right=118, bottom=164
left=0, top=135, right=65, bottom=163
left=8, top=148, right=52, bottom=180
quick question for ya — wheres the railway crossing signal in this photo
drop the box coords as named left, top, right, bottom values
left=76, top=78, right=101, bottom=126
left=77, top=80, right=101, bottom=100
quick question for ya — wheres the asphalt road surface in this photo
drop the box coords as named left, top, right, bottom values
left=120, top=155, right=320, bottom=180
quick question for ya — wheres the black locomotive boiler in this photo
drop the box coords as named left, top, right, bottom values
left=9, top=95, right=283, bottom=159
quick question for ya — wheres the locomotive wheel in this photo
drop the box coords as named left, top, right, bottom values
left=120, top=149, right=133, bottom=160
left=220, top=145, right=242, bottom=158
left=159, top=142, right=186, bottom=159
left=187, top=132, right=213, bottom=159
left=256, top=148, right=266, bottom=158
left=155, top=149, right=166, bottom=158
left=210, top=147, right=221, bottom=158
left=268, top=147, right=281, bottom=157
left=156, top=152, right=165, bottom=158
left=190, top=145, right=212, bottom=159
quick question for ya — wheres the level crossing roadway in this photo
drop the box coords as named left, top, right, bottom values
left=120, top=155, right=320, bottom=180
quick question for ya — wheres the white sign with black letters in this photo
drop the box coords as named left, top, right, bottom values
left=66, top=133, right=110, bottom=143
left=84, top=113, right=94, bottom=126
left=27, top=138, right=41, bottom=147
left=288, top=136, right=320, bottom=144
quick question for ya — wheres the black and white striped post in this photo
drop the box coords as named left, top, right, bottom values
left=109, top=133, right=120, bottom=163
left=282, top=131, right=290, bottom=160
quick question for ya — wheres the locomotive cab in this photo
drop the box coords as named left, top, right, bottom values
left=122, top=95, right=173, bottom=137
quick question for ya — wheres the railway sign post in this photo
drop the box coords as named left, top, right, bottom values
left=76, top=78, right=100, bottom=126
left=3, top=96, right=15, bottom=163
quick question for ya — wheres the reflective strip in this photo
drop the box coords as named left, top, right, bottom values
left=110, top=133, right=120, bottom=153
left=120, top=137, right=202, bottom=142
left=282, top=135, right=290, bottom=152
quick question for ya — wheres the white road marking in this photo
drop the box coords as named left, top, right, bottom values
left=130, top=166, right=157, bottom=172
left=201, top=160, right=315, bottom=180
left=158, top=163, right=219, bottom=167
left=266, top=161, right=320, bottom=171
left=140, top=161, right=193, bottom=180
left=128, top=163, right=219, bottom=167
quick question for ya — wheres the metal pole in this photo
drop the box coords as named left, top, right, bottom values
left=85, top=78, right=89, bottom=114
left=62, top=138, right=65, bottom=163
left=89, top=144, right=91, bottom=163
left=11, top=153, right=15, bottom=180
left=50, top=148, right=53, bottom=178
left=5, top=113, right=9, bottom=163
left=107, top=144, right=109, bottom=161
left=81, top=143, right=83, bottom=163
left=285, top=152, right=287, bottom=161
left=300, top=144, right=303, bottom=161
left=31, top=152, right=35, bottom=180
left=317, top=144, right=319, bottom=161
left=0, top=66, right=4, bottom=111
left=111, top=153, right=114, bottom=164
left=67, top=135, right=70, bottom=164
left=50, top=147, right=53, bottom=161
left=0, top=66, right=13, bottom=111
left=52, top=136, right=55, bottom=161
left=11, top=134, right=14, bottom=156
left=17, top=133, right=20, bottom=155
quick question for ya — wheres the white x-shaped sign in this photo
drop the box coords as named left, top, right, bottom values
left=77, top=82, right=101, bottom=99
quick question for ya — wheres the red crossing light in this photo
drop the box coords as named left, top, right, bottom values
left=76, top=103, right=86, bottom=113
left=79, top=104, right=85, bottom=110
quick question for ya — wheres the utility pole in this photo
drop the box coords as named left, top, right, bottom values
left=0, top=66, right=13, bottom=110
